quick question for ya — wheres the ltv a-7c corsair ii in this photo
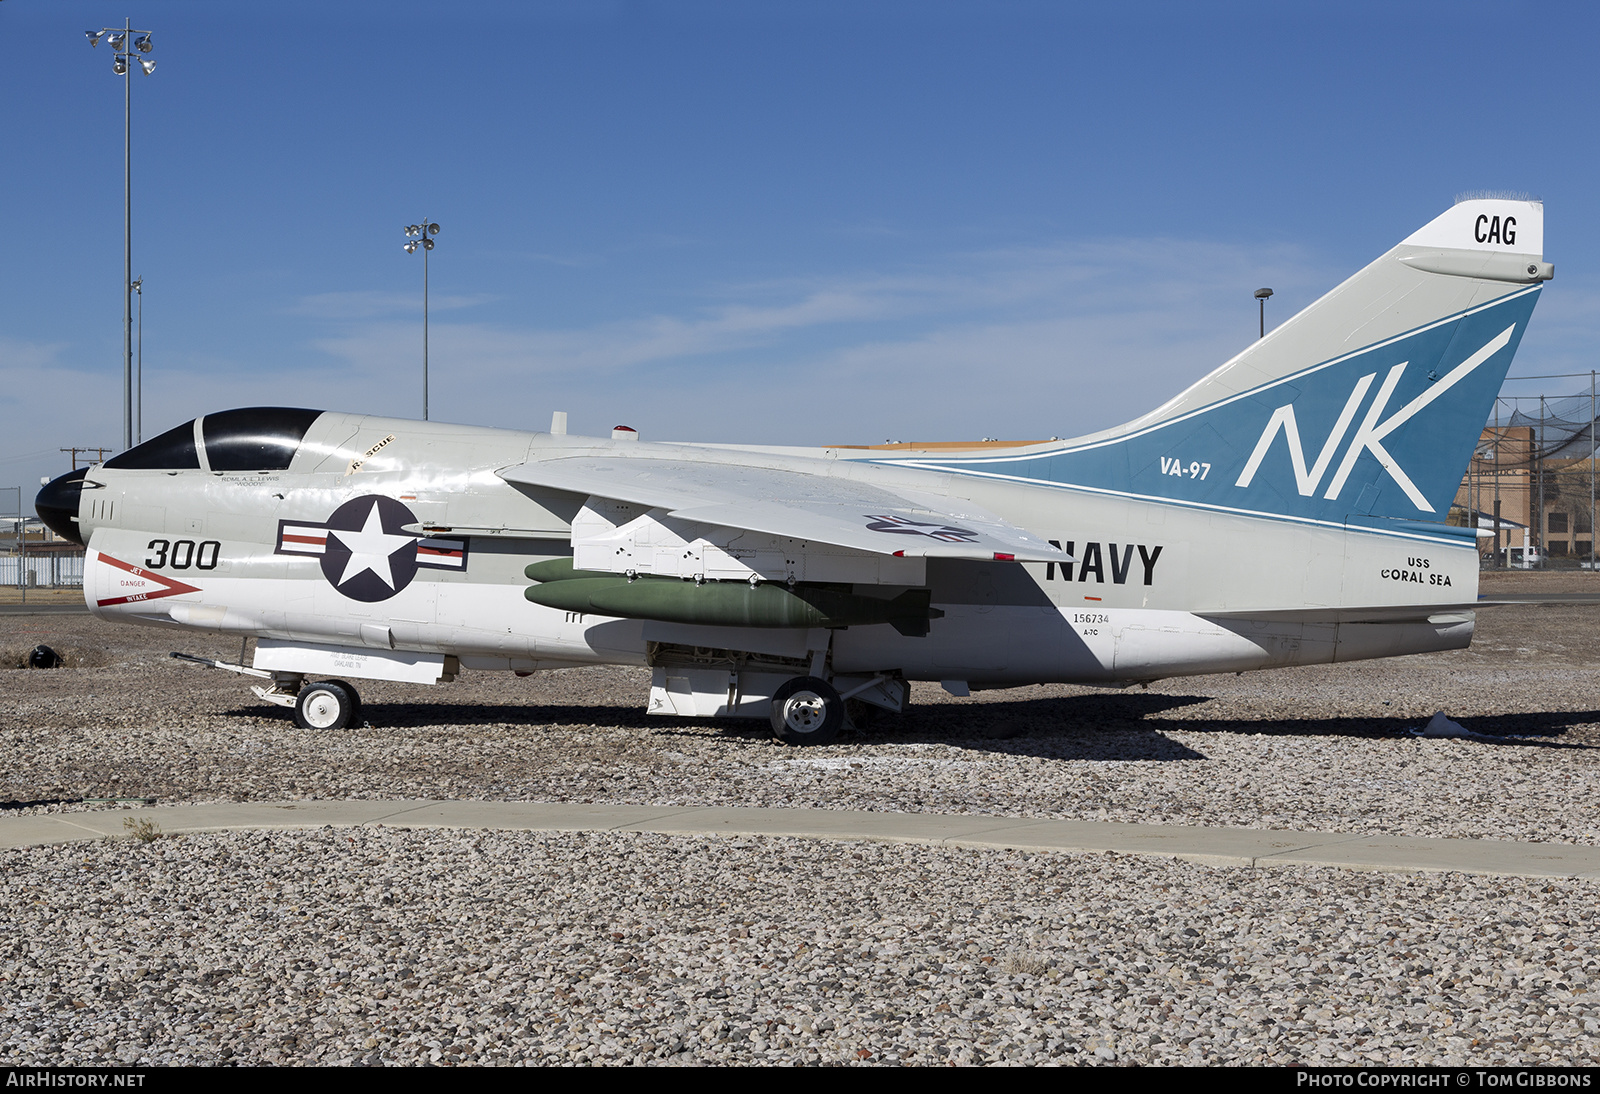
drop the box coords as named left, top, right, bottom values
left=37, top=198, right=1554, bottom=744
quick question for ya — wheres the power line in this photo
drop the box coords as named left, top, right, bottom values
left=60, top=447, right=113, bottom=470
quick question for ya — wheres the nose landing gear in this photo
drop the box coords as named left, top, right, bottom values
left=293, top=680, right=361, bottom=731
left=169, top=651, right=363, bottom=730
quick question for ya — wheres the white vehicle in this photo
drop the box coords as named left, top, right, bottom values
left=37, top=199, right=1553, bottom=744
left=1505, top=545, right=1546, bottom=569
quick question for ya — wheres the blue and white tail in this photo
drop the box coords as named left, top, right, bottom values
left=893, top=199, right=1551, bottom=530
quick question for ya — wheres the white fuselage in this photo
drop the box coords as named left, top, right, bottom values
left=78, top=412, right=1477, bottom=694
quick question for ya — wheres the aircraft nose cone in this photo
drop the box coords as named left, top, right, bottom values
left=35, top=468, right=88, bottom=546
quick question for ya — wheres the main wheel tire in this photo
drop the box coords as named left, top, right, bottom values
left=323, top=679, right=362, bottom=727
left=294, top=681, right=355, bottom=731
left=770, top=676, right=844, bottom=746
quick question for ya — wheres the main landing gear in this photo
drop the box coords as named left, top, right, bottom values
left=770, top=676, right=845, bottom=746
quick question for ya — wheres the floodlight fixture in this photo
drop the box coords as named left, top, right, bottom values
left=113, top=56, right=127, bottom=75
left=428, top=223, right=440, bottom=236
left=135, top=34, right=153, bottom=53
left=1255, top=287, right=1274, bottom=339
left=140, top=59, right=156, bottom=75
left=86, top=30, right=103, bottom=46
left=404, top=241, right=417, bottom=253
left=109, top=33, right=126, bottom=50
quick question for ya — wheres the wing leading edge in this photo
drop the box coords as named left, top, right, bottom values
left=497, top=456, right=1066, bottom=563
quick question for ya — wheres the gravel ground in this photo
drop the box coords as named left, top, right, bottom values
left=5, top=828, right=1599, bottom=1066
left=4, top=571, right=1600, bottom=1065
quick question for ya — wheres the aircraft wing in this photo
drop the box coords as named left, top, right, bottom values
left=497, top=456, right=1066, bottom=563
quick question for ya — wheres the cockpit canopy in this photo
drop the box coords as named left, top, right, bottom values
left=104, top=408, right=324, bottom=472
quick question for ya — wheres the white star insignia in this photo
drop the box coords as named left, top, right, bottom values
left=329, top=499, right=415, bottom=589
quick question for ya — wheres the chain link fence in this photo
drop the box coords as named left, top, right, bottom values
left=1456, top=381, right=1600, bottom=570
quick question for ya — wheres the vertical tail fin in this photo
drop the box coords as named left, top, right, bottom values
left=900, top=199, right=1551, bottom=527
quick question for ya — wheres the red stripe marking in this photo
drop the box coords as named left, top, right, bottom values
left=281, top=533, right=326, bottom=545
left=1083, top=596, right=1102, bottom=602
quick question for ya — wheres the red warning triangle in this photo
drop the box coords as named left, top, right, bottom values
left=95, top=552, right=202, bottom=607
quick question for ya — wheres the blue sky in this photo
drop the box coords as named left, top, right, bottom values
left=4, top=1, right=1598, bottom=510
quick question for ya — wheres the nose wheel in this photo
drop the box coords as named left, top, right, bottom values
left=322, top=680, right=362, bottom=727
left=770, top=676, right=844, bottom=746
left=293, top=680, right=360, bottom=730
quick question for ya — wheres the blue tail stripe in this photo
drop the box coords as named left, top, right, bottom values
left=876, top=288, right=1540, bottom=530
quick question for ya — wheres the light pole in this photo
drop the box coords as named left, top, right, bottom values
left=403, top=221, right=440, bottom=420
left=1254, top=287, right=1274, bottom=339
left=85, top=22, right=156, bottom=453
left=132, top=277, right=143, bottom=443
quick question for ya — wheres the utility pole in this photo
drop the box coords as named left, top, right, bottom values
left=133, top=277, right=144, bottom=444
left=1, top=487, right=21, bottom=605
left=61, top=447, right=113, bottom=471
left=403, top=221, right=441, bottom=420
left=1538, top=395, right=1546, bottom=567
left=1493, top=401, right=1503, bottom=569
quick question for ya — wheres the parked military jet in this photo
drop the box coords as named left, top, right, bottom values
left=37, top=198, right=1553, bottom=744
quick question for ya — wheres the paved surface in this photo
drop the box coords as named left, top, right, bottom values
left=7, top=799, right=1598, bottom=879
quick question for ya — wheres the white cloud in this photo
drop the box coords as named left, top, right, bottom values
left=0, top=337, right=71, bottom=372
left=302, top=235, right=1331, bottom=444
left=289, top=290, right=499, bottom=320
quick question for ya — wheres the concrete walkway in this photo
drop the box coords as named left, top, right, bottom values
left=3, top=800, right=1597, bottom=880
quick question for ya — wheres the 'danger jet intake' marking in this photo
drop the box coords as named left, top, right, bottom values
left=1044, top=540, right=1163, bottom=585
left=95, top=553, right=202, bottom=607
left=275, top=495, right=467, bottom=602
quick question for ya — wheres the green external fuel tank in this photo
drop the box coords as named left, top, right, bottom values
left=523, top=557, right=611, bottom=583
left=522, top=560, right=939, bottom=636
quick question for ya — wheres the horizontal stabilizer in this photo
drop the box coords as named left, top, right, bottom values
left=1199, top=604, right=1480, bottom=625
left=499, top=456, right=1066, bottom=563
left=1202, top=594, right=1600, bottom=625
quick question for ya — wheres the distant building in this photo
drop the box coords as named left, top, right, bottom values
left=1454, top=424, right=1598, bottom=563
